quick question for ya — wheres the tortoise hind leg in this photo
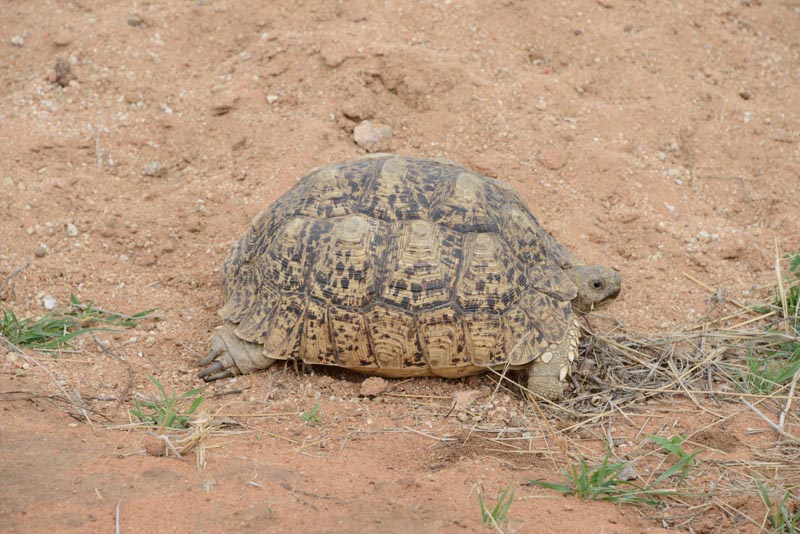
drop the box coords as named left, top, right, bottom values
left=198, top=324, right=277, bottom=381
left=525, top=318, right=580, bottom=401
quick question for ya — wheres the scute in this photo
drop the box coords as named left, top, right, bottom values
left=233, top=284, right=281, bottom=344
left=366, top=305, right=425, bottom=369
left=357, top=157, right=427, bottom=221
left=290, top=166, right=354, bottom=218
left=260, top=295, right=305, bottom=358
left=462, top=314, right=506, bottom=366
left=456, top=232, right=524, bottom=314
left=329, top=306, right=373, bottom=368
left=417, top=306, right=467, bottom=369
left=380, top=220, right=461, bottom=311
left=300, top=300, right=336, bottom=366
left=263, top=217, right=318, bottom=292
left=430, top=171, right=500, bottom=233
left=308, top=214, right=383, bottom=308
left=500, top=204, right=575, bottom=300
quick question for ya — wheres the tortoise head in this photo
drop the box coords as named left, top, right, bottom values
left=566, top=265, right=622, bottom=314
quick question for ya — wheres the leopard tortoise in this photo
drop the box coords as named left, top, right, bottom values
left=199, top=154, right=621, bottom=400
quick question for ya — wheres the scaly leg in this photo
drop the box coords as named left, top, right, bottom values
left=526, top=318, right=580, bottom=401
left=198, top=323, right=277, bottom=381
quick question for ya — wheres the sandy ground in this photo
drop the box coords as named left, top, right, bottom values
left=1, top=1, right=799, bottom=532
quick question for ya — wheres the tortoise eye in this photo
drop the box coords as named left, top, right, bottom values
left=592, top=280, right=604, bottom=290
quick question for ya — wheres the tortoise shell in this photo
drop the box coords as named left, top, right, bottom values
left=201, top=155, right=621, bottom=399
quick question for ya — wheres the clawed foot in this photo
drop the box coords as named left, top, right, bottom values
left=198, top=324, right=274, bottom=381
left=525, top=362, right=571, bottom=402
left=524, top=373, right=567, bottom=402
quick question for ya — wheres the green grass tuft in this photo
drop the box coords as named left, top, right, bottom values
left=736, top=347, right=800, bottom=395
left=130, top=374, right=204, bottom=431
left=300, top=403, right=321, bottom=425
left=758, top=483, right=800, bottom=534
left=478, top=482, right=514, bottom=529
left=528, top=454, right=658, bottom=505
left=0, top=294, right=155, bottom=350
left=529, top=437, right=702, bottom=505
left=646, top=434, right=702, bottom=481
left=738, top=248, right=800, bottom=394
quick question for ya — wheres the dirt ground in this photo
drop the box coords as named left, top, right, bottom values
left=2, top=1, right=800, bottom=532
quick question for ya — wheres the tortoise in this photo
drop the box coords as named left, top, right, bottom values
left=199, top=155, right=621, bottom=400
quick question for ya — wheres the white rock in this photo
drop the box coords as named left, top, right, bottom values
left=43, top=295, right=58, bottom=310
left=66, top=223, right=79, bottom=237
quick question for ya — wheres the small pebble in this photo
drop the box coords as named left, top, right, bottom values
left=266, top=94, right=279, bottom=104
left=34, top=244, right=48, bottom=257
left=354, top=120, right=392, bottom=153
left=618, top=464, right=638, bottom=481
left=51, top=32, right=72, bottom=47
left=142, top=162, right=167, bottom=178
left=11, top=35, right=24, bottom=47
left=359, top=376, right=388, bottom=397
left=211, top=102, right=234, bottom=116
left=538, top=145, right=567, bottom=170
left=143, top=435, right=167, bottom=457
left=49, top=58, right=77, bottom=87
left=66, top=222, right=79, bottom=237
left=452, top=389, right=488, bottom=409
left=43, top=295, right=58, bottom=310
left=127, top=13, right=145, bottom=27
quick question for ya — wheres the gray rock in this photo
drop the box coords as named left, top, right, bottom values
left=127, top=13, right=145, bottom=27
left=142, top=162, right=167, bottom=178
left=618, top=464, right=638, bottom=481
left=354, top=120, right=392, bottom=153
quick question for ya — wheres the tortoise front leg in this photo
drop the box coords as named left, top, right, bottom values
left=525, top=318, right=580, bottom=401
